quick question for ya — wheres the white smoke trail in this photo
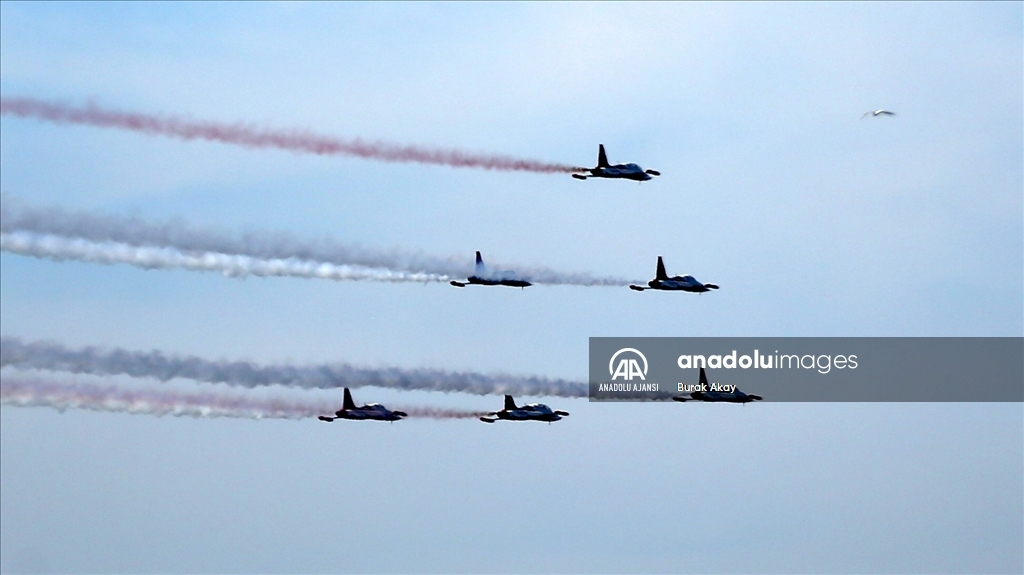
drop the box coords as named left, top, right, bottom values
left=0, top=232, right=451, bottom=284
left=0, top=337, right=590, bottom=398
left=0, top=378, right=486, bottom=420
left=0, top=194, right=640, bottom=286
left=0, top=193, right=465, bottom=275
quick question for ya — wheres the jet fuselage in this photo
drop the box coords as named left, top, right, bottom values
left=459, top=275, right=532, bottom=288
left=479, top=396, right=570, bottom=423
left=585, top=163, right=652, bottom=181
left=648, top=275, right=713, bottom=292
left=331, top=404, right=407, bottom=421
left=490, top=405, right=564, bottom=422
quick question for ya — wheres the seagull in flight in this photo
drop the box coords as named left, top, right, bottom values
left=861, top=109, right=896, bottom=119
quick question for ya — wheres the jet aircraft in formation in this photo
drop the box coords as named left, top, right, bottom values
left=673, top=367, right=763, bottom=403
left=479, top=395, right=569, bottom=423
left=320, top=141, right=772, bottom=424
left=318, top=388, right=408, bottom=422
left=450, top=251, right=531, bottom=288
left=572, top=144, right=660, bottom=182
left=629, top=256, right=719, bottom=293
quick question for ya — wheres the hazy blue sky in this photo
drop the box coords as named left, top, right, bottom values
left=1, top=2, right=1021, bottom=573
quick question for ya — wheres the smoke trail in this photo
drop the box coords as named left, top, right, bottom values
left=1, top=337, right=590, bottom=398
left=0, top=378, right=485, bottom=420
left=0, top=193, right=466, bottom=275
left=1, top=97, right=584, bottom=173
left=1, top=232, right=451, bottom=284
left=0, top=195, right=640, bottom=286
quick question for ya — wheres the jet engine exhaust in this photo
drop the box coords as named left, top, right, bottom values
left=0, top=337, right=591, bottom=398
left=1, top=195, right=642, bottom=287
left=0, top=378, right=486, bottom=420
left=1, top=97, right=585, bottom=174
left=1, top=231, right=451, bottom=284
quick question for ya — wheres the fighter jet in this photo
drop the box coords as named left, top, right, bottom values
left=629, top=256, right=719, bottom=293
left=449, top=251, right=531, bottom=288
left=571, top=144, right=660, bottom=181
left=479, top=395, right=569, bottom=423
left=317, top=388, right=408, bottom=422
left=673, top=367, right=763, bottom=403
left=861, top=109, right=896, bottom=118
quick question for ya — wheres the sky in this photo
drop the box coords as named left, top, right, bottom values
left=0, top=2, right=1021, bottom=573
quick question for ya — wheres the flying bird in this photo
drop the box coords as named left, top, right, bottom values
left=861, top=109, right=896, bottom=119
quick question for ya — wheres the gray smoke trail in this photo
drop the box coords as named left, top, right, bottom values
left=1, top=97, right=585, bottom=173
left=0, top=378, right=486, bottom=420
left=0, top=194, right=640, bottom=286
left=1, top=232, right=451, bottom=284
left=0, top=337, right=590, bottom=398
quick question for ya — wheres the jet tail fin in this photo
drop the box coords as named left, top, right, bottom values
left=475, top=251, right=485, bottom=275
left=343, top=388, right=356, bottom=411
left=598, top=144, right=610, bottom=168
left=656, top=256, right=668, bottom=280
left=699, top=368, right=708, bottom=387
left=504, top=395, right=518, bottom=410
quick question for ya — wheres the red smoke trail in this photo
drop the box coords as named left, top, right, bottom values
left=0, top=378, right=485, bottom=421
left=0, top=97, right=583, bottom=173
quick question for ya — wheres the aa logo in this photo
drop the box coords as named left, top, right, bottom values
left=609, top=348, right=648, bottom=381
